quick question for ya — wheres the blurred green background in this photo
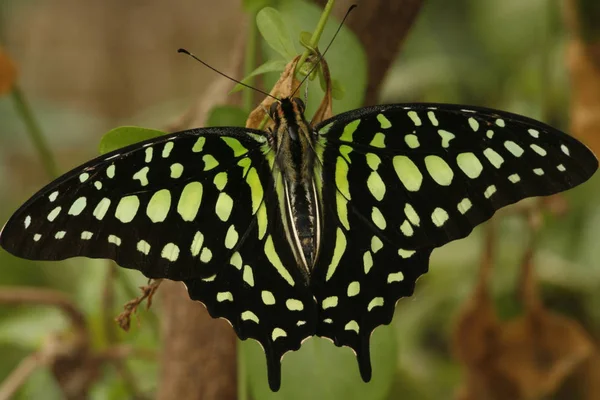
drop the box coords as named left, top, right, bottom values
left=1, top=0, right=599, bottom=399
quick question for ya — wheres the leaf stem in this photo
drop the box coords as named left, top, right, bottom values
left=11, top=86, right=59, bottom=178
left=295, top=0, right=335, bottom=75
left=243, top=13, right=259, bottom=113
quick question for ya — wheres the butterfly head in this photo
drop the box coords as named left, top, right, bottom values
left=269, top=97, right=308, bottom=142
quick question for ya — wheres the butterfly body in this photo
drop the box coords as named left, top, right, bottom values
left=270, top=97, right=322, bottom=272
left=1, top=101, right=597, bottom=391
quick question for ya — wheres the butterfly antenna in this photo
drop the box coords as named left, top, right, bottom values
left=178, top=48, right=280, bottom=102
left=290, top=4, right=357, bottom=98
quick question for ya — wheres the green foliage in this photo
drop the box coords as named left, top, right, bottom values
left=260, top=0, right=366, bottom=115
left=257, top=7, right=298, bottom=60
left=235, top=0, right=365, bottom=114
left=99, top=126, right=167, bottom=155
left=206, top=105, right=248, bottom=127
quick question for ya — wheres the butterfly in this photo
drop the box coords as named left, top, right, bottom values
left=0, top=94, right=597, bottom=390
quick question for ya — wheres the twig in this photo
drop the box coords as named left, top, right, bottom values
left=0, top=352, right=46, bottom=400
left=11, top=86, right=59, bottom=178
left=116, top=280, right=163, bottom=331
left=102, top=264, right=148, bottom=399
left=243, top=12, right=258, bottom=113
left=102, top=263, right=119, bottom=341
left=0, top=288, right=92, bottom=398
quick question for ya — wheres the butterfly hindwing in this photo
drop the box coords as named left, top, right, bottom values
left=182, top=180, right=318, bottom=392
left=312, top=103, right=597, bottom=379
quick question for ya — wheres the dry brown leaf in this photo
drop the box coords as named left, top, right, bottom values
left=453, top=213, right=597, bottom=400
left=245, top=56, right=301, bottom=130
left=0, top=47, right=17, bottom=95
left=245, top=54, right=334, bottom=130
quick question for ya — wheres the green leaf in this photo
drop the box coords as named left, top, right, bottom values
left=243, top=325, right=397, bottom=400
left=256, top=7, right=297, bottom=59
left=206, top=105, right=248, bottom=127
left=259, top=1, right=367, bottom=116
left=243, top=0, right=273, bottom=13
left=331, top=79, right=345, bottom=100
left=231, top=59, right=288, bottom=93
left=98, top=126, right=167, bottom=155
left=299, top=31, right=313, bottom=50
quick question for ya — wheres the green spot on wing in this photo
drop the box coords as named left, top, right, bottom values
left=339, top=120, right=360, bottom=142
left=221, top=137, right=249, bottom=157
left=264, top=235, right=295, bottom=286
left=376, top=113, right=391, bottom=129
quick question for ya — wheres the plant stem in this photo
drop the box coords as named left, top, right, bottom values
left=237, top=17, right=259, bottom=399
left=237, top=340, right=248, bottom=400
left=295, top=0, right=335, bottom=75
left=243, top=13, right=258, bottom=113
left=11, top=86, right=58, bottom=178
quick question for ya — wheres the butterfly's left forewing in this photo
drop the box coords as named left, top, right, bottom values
left=312, top=103, right=597, bottom=380
left=0, top=127, right=317, bottom=391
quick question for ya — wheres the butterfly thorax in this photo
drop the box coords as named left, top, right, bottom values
left=270, top=98, right=322, bottom=275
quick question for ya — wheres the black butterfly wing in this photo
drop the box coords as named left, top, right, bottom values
left=0, top=127, right=317, bottom=391
left=312, top=103, right=597, bottom=380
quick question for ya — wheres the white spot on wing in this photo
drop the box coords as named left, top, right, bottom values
left=161, top=243, right=180, bottom=261
left=137, top=240, right=151, bottom=255
left=68, top=197, right=87, bottom=216
left=108, top=235, right=121, bottom=246
left=93, top=198, right=111, bottom=220
left=484, top=185, right=497, bottom=198
left=47, top=206, right=62, bottom=222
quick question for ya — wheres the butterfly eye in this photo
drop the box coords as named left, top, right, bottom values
left=269, top=101, right=280, bottom=118
left=293, top=98, right=305, bottom=112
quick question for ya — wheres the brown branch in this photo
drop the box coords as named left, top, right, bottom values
left=315, top=0, right=425, bottom=105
